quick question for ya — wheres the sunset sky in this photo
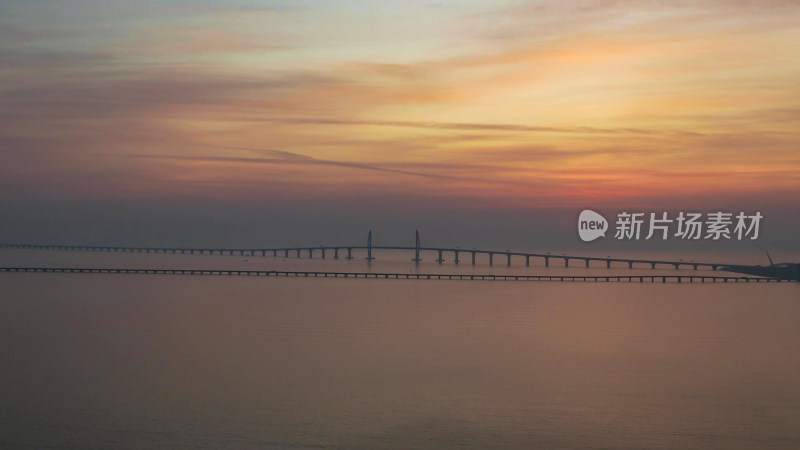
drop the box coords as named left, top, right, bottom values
left=1, top=1, right=799, bottom=251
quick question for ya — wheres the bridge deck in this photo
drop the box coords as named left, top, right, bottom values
left=1, top=243, right=724, bottom=270
left=0, top=267, right=791, bottom=283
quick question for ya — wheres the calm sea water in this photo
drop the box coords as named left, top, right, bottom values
left=1, top=250, right=799, bottom=449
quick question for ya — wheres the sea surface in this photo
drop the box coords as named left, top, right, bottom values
left=1, top=249, right=799, bottom=449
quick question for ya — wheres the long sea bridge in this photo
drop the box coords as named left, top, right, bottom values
left=0, top=267, right=789, bottom=283
left=1, top=230, right=724, bottom=271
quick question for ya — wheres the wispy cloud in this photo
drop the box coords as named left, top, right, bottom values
left=120, top=148, right=475, bottom=182
left=241, top=117, right=706, bottom=137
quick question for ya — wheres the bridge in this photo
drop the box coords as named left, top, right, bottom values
left=1, top=229, right=727, bottom=271
left=0, top=267, right=790, bottom=283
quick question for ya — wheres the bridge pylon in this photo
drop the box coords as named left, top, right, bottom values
left=366, top=230, right=375, bottom=260
left=413, top=230, right=421, bottom=262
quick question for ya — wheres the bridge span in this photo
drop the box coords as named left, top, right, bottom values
left=1, top=267, right=790, bottom=283
left=1, top=231, right=724, bottom=271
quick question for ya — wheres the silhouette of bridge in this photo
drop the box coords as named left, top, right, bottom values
left=1, top=267, right=788, bottom=283
left=1, top=230, right=725, bottom=271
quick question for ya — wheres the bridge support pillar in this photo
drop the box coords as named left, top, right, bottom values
left=606, top=260, right=611, bottom=269
left=526, top=256, right=530, bottom=267
left=585, top=259, right=590, bottom=268
left=507, top=254, right=511, bottom=266
left=651, top=262, right=657, bottom=269
left=436, top=249, right=444, bottom=263
left=334, top=248, right=339, bottom=259
left=454, top=251, right=460, bottom=264
left=545, top=256, right=549, bottom=267
left=489, top=253, right=494, bottom=266
left=471, top=252, right=476, bottom=265
left=346, top=248, right=353, bottom=260
left=564, top=258, right=569, bottom=267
